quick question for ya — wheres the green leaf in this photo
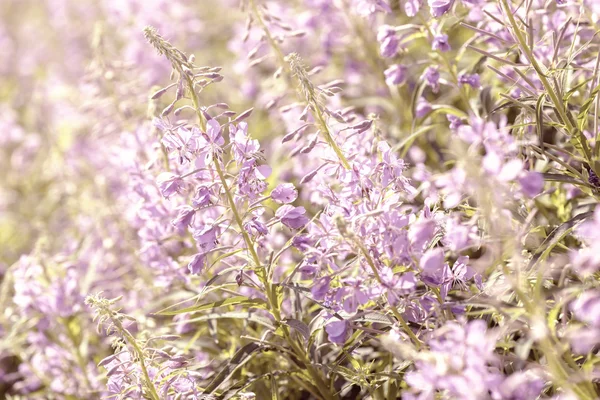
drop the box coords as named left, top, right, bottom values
left=282, top=318, right=310, bottom=340
left=203, top=343, right=262, bottom=394
left=156, top=296, right=268, bottom=315
left=183, top=310, right=276, bottom=330
left=541, top=173, right=587, bottom=186
left=528, top=210, right=594, bottom=268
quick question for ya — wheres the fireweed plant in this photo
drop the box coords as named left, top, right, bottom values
left=1, top=0, right=600, bottom=398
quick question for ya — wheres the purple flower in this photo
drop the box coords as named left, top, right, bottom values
left=447, top=256, right=482, bottom=291
left=519, top=171, right=544, bottom=197
left=422, top=66, right=440, bottom=93
left=571, top=291, right=600, bottom=328
left=381, top=268, right=417, bottom=305
left=355, top=0, right=392, bottom=16
left=458, top=73, right=481, bottom=89
left=420, top=248, right=445, bottom=273
left=231, top=122, right=260, bottom=163
left=405, top=319, right=501, bottom=399
left=377, top=141, right=410, bottom=190
left=311, top=277, right=331, bottom=300
left=237, top=160, right=271, bottom=198
left=270, top=183, right=298, bottom=204
left=205, top=119, right=224, bottom=146
left=443, top=217, right=478, bottom=253
left=336, top=280, right=369, bottom=313
left=325, top=320, right=349, bottom=344
left=420, top=248, right=450, bottom=297
left=384, top=64, right=407, bottom=86
left=567, top=326, right=600, bottom=355
left=292, top=234, right=313, bottom=251
left=570, top=248, right=600, bottom=276
left=432, top=34, right=450, bottom=52
left=192, top=186, right=215, bottom=208
left=447, top=114, right=463, bottom=130
left=404, top=0, right=423, bottom=16
left=171, top=205, right=196, bottom=232
left=276, top=205, right=309, bottom=229
left=428, top=0, right=454, bottom=17
left=493, top=371, right=546, bottom=400
left=193, top=224, right=218, bottom=252
left=159, top=124, right=202, bottom=164
left=244, top=217, right=268, bottom=237
left=156, top=173, right=185, bottom=198
left=188, top=253, right=206, bottom=275
left=483, top=152, right=523, bottom=181
left=415, top=97, right=432, bottom=118
left=408, top=216, right=437, bottom=250
left=377, top=25, right=400, bottom=58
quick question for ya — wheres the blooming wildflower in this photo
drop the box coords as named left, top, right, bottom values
left=384, top=64, right=407, bottom=86
left=292, top=234, right=313, bottom=251
left=231, top=122, right=260, bottom=163
left=237, top=160, right=271, bottom=198
left=355, top=0, right=392, bottom=16
left=158, top=123, right=202, bottom=164
left=458, top=73, right=481, bottom=89
left=156, top=172, right=185, bottom=198
left=483, top=151, right=523, bottom=182
left=447, top=256, right=482, bottom=291
left=408, top=215, right=437, bottom=250
left=428, top=0, right=454, bottom=17
left=416, top=97, right=432, bottom=118
left=492, top=371, right=545, bottom=400
left=570, top=248, right=600, bottom=276
left=447, top=114, right=463, bottom=130
left=518, top=171, right=544, bottom=197
left=568, top=291, right=600, bottom=353
left=432, top=34, right=450, bottom=52
left=325, top=319, right=349, bottom=344
left=244, top=217, right=268, bottom=237
left=405, top=319, right=502, bottom=399
left=193, top=224, right=218, bottom=252
left=171, top=205, right=196, bottom=232
left=271, top=183, right=298, bottom=204
left=405, top=0, right=423, bottom=16
left=571, top=291, right=600, bottom=328
left=422, top=66, right=440, bottom=93
left=381, top=267, right=417, bottom=305
left=311, top=276, right=331, bottom=300
left=192, top=185, right=215, bottom=208
left=420, top=248, right=445, bottom=278
left=443, top=216, right=478, bottom=253
left=377, top=25, right=400, bottom=58
left=336, top=279, right=369, bottom=313
left=188, top=253, right=206, bottom=275
left=276, top=205, right=309, bottom=229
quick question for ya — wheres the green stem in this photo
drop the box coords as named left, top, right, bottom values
left=112, top=319, right=160, bottom=400
left=251, top=1, right=351, bottom=170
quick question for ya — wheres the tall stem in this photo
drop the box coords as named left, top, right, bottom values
left=188, top=79, right=337, bottom=400
left=251, top=1, right=351, bottom=170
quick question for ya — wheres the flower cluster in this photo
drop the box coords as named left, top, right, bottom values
left=1, top=0, right=600, bottom=399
